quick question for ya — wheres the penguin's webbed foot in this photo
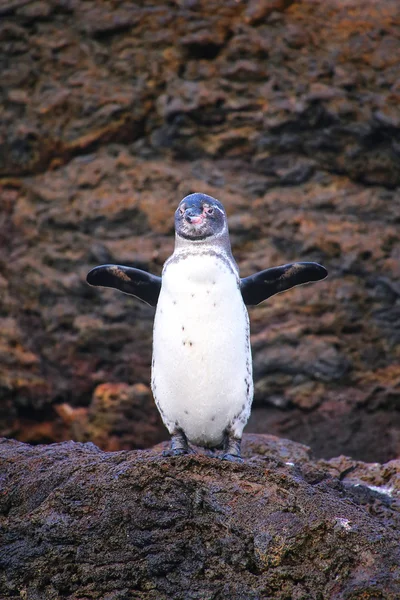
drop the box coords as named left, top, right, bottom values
left=163, top=427, right=192, bottom=458
left=221, top=453, right=244, bottom=463
left=221, top=430, right=243, bottom=463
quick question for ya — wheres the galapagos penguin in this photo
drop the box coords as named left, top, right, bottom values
left=87, top=193, right=327, bottom=461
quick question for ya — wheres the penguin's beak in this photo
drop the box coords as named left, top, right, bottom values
left=184, top=207, right=204, bottom=225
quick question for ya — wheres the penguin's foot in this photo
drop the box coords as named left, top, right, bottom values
left=222, top=430, right=243, bottom=462
left=204, top=448, right=218, bottom=458
left=163, top=428, right=192, bottom=457
left=221, top=453, right=244, bottom=463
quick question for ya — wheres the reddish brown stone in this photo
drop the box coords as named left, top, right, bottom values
left=0, top=0, right=400, bottom=464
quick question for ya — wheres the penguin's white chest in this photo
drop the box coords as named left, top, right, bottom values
left=151, top=253, right=253, bottom=447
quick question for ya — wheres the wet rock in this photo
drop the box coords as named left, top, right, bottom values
left=0, top=434, right=399, bottom=599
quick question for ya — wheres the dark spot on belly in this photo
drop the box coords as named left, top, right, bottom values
left=211, top=416, right=215, bottom=422
left=189, top=341, right=193, bottom=346
left=184, top=410, right=189, bottom=415
left=213, top=302, right=216, bottom=307
left=173, top=300, right=177, bottom=305
left=242, top=403, right=246, bottom=411
left=183, top=341, right=186, bottom=346
left=212, top=281, right=216, bottom=285
left=182, top=326, right=185, bottom=331
left=207, top=290, right=210, bottom=294
left=191, top=293, right=195, bottom=297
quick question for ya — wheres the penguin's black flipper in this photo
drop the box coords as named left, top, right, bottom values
left=240, top=262, right=327, bottom=306
left=87, top=264, right=161, bottom=307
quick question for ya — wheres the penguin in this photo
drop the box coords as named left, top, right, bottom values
left=87, top=193, right=327, bottom=461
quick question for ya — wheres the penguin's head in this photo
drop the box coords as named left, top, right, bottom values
left=175, top=193, right=227, bottom=241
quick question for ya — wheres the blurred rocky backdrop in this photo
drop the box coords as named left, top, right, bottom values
left=1, top=0, right=399, bottom=463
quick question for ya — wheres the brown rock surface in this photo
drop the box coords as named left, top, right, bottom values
left=1, top=434, right=399, bottom=599
left=1, top=0, right=400, bottom=462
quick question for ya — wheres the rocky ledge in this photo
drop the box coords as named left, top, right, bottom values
left=1, top=433, right=399, bottom=599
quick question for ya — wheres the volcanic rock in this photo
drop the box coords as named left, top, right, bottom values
left=0, top=0, right=400, bottom=462
left=1, top=434, right=399, bottom=599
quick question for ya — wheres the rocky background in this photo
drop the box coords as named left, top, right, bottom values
left=1, top=0, right=400, bottom=464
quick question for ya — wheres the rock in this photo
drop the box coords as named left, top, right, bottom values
left=69, top=382, right=166, bottom=451
left=1, top=0, right=400, bottom=464
left=0, top=434, right=399, bottom=599
left=245, top=0, right=295, bottom=25
left=253, top=337, right=351, bottom=384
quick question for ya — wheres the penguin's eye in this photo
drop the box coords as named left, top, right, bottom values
left=204, top=206, right=214, bottom=215
left=179, top=206, right=185, bottom=215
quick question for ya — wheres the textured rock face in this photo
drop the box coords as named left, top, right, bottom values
left=1, top=435, right=399, bottom=600
left=1, top=0, right=400, bottom=462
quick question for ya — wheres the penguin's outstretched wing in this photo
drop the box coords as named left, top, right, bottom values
left=240, top=262, right=327, bottom=306
left=87, top=264, right=161, bottom=307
